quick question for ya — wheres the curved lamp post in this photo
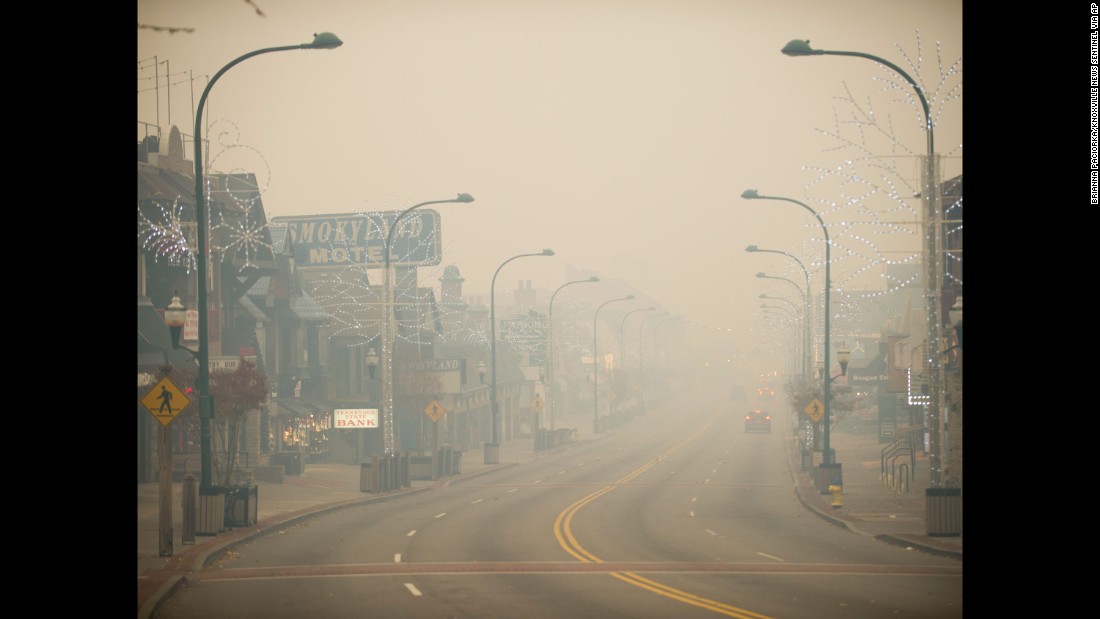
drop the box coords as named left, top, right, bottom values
left=637, top=311, right=668, bottom=408
left=191, top=32, right=343, bottom=492
left=747, top=245, right=812, bottom=383
left=546, top=276, right=600, bottom=430
left=781, top=39, right=945, bottom=488
left=760, top=304, right=799, bottom=374
left=593, top=295, right=633, bottom=433
left=742, top=189, right=838, bottom=469
left=486, top=249, right=555, bottom=463
left=756, top=271, right=809, bottom=381
left=381, top=194, right=475, bottom=458
left=619, top=306, right=655, bottom=371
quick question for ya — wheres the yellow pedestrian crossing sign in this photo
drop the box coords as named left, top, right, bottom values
left=804, top=398, right=824, bottom=422
left=140, top=376, right=191, bottom=427
left=424, top=400, right=446, bottom=423
left=530, top=394, right=544, bottom=412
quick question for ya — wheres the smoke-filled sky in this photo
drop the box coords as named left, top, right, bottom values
left=137, top=0, right=962, bottom=363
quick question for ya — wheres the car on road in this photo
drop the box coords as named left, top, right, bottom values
left=744, top=410, right=771, bottom=433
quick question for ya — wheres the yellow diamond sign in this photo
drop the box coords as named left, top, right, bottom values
left=140, top=376, right=191, bottom=426
left=424, top=400, right=446, bottom=423
left=804, top=398, right=824, bottom=422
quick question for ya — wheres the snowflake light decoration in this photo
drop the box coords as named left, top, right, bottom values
left=137, top=196, right=197, bottom=272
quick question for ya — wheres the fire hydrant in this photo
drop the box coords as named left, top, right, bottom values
left=828, top=481, right=843, bottom=509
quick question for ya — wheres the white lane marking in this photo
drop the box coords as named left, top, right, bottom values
left=705, top=529, right=718, bottom=536
left=507, top=488, right=518, bottom=493
left=394, top=554, right=402, bottom=563
left=691, top=497, right=698, bottom=503
left=533, top=479, right=542, bottom=484
left=557, top=471, right=565, bottom=476
left=405, top=583, right=422, bottom=596
left=407, top=530, right=417, bottom=537
left=471, top=499, right=483, bottom=504
left=757, top=552, right=784, bottom=562
left=690, top=511, right=695, bottom=517
left=705, top=478, right=711, bottom=483
left=435, top=512, right=446, bottom=518
left=712, top=469, right=718, bottom=474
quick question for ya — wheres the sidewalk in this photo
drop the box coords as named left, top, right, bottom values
left=138, top=421, right=960, bottom=616
left=785, top=422, right=963, bottom=559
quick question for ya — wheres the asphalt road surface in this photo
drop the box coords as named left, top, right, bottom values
left=154, top=387, right=961, bottom=619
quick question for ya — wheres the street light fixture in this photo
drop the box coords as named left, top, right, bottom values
left=546, top=276, right=600, bottom=430
left=619, top=306, right=655, bottom=372
left=593, top=295, right=634, bottom=433
left=949, top=296, right=962, bottom=350
left=756, top=272, right=809, bottom=382
left=637, top=311, right=668, bottom=408
left=381, top=194, right=475, bottom=459
left=164, top=293, right=187, bottom=350
left=780, top=38, right=946, bottom=489
left=191, top=32, right=343, bottom=492
left=365, top=347, right=378, bottom=379
left=747, top=245, right=812, bottom=382
left=742, top=189, right=839, bottom=475
left=486, top=249, right=555, bottom=463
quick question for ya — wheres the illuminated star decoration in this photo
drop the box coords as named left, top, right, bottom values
left=137, top=196, right=197, bottom=272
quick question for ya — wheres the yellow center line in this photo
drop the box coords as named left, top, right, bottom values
left=553, top=409, right=776, bottom=619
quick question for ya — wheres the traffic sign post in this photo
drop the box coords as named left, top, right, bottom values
left=804, top=398, right=824, bottom=423
left=139, top=374, right=192, bottom=559
left=424, top=400, right=447, bottom=480
left=141, top=376, right=191, bottom=427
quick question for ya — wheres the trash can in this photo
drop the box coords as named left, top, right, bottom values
left=196, top=487, right=226, bottom=536
left=226, top=485, right=258, bottom=527
left=926, top=488, right=962, bottom=536
left=271, top=451, right=304, bottom=476
left=360, top=458, right=377, bottom=493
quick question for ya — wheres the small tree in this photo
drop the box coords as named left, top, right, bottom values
left=209, top=358, right=268, bottom=486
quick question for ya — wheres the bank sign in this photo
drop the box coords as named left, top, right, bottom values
left=273, top=210, right=442, bottom=269
left=334, top=408, right=379, bottom=428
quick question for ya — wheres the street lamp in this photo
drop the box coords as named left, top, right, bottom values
left=742, top=189, right=839, bottom=474
left=546, top=276, right=600, bottom=430
left=780, top=38, right=946, bottom=488
left=949, top=295, right=963, bottom=350
left=164, top=293, right=187, bottom=349
left=837, top=342, right=851, bottom=376
left=486, top=249, right=555, bottom=464
left=747, top=245, right=812, bottom=382
left=637, top=311, right=668, bottom=408
left=191, top=32, right=343, bottom=492
left=593, top=295, right=634, bottom=433
left=756, top=272, right=808, bottom=382
left=620, top=307, right=655, bottom=372
left=381, top=194, right=475, bottom=459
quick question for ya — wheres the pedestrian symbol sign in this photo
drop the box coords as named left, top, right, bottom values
left=424, top=400, right=446, bottom=423
left=140, top=376, right=191, bottom=427
left=804, top=398, right=824, bottom=422
left=530, top=394, right=544, bottom=412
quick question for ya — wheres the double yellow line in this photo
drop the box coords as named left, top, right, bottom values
left=552, top=412, right=775, bottom=619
